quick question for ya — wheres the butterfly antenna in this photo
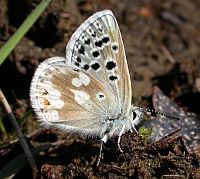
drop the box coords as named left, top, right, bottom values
left=139, top=107, right=180, bottom=121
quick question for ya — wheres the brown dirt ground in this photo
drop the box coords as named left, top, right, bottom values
left=0, top=0, right=200, bottom=178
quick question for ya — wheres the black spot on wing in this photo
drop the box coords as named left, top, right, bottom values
left=73, top=68, right=80, bottom=72
left=102, top=37, right=110, bottom=44
left=77, top=57, right=81, bottom=63
left=83, top=64, right=90, bottom=71
left=90, top=31, right=96, bottom=37
left=84, top=39, right=90, bottom=45
left=112, top=45, right=118, bottom=51
left=74, top=62, right=80, bottom=67
left=91, top=63, right=100, bottom=70
left=109, top=75, right=118, bottom=81
left=78, top=46, right=85, bottom=55
left=106, top=61, right=116, bottom=70
left=99, top=94, right=104, bottom=98
left=95, top=40, right=103, bottom=48
left=92, top=51, right=100, bottom=58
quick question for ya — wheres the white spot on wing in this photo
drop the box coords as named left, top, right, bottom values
left=70, top=89, right=90, bottom=106
left=72, top=78, right=82, bottom=87
left=72, top=73, right=90, bottom=87
left=49, top=99, right=64, bottom=109
left=46, top=89, right=61, bottom=97
left=79, top=72, right=90, bottom=86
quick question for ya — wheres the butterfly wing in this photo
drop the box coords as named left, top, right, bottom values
left=30, top=57, right=118, bottom=136
left=65, top=10, right=132, bottom=116
left=30, top=10, right=132, bottom=138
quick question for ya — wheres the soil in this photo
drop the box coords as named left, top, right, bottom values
left=0, top=0, right=200, bottom=178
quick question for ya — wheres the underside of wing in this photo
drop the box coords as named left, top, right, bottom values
left=30, top=57, right=117, bottom=136
left=66, top=10, right=132, bottom=116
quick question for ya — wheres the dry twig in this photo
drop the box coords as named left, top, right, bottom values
left=0, top=89, right=38, bottom=174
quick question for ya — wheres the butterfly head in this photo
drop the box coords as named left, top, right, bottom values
left=128, top=105, right=144, bottom=132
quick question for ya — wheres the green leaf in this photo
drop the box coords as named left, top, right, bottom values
left=0, top=0, right=51, bottom=65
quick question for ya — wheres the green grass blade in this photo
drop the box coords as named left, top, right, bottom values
left=0, top=117, right=6, bottom=134
left=0, top=0, right=52, bottom=65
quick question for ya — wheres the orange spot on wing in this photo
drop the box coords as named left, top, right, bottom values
left=43, top=99, right=50, bottom=109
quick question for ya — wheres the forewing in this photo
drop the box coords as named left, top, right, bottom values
left=30, top=57, right=116, bottom=134
left=66, top=10, right=132, bottom=116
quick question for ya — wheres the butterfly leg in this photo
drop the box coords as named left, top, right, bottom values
left=97, top=134, right=108, bottom=166
left=117, top=125, right=125, bottom=153
left=130, top=119, right=138, bottom=134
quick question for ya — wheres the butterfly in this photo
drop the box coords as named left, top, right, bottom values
left=30, top=10, right=144, bottom=164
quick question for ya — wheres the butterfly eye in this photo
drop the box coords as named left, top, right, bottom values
left=132, top=111, right=137, bottom=119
